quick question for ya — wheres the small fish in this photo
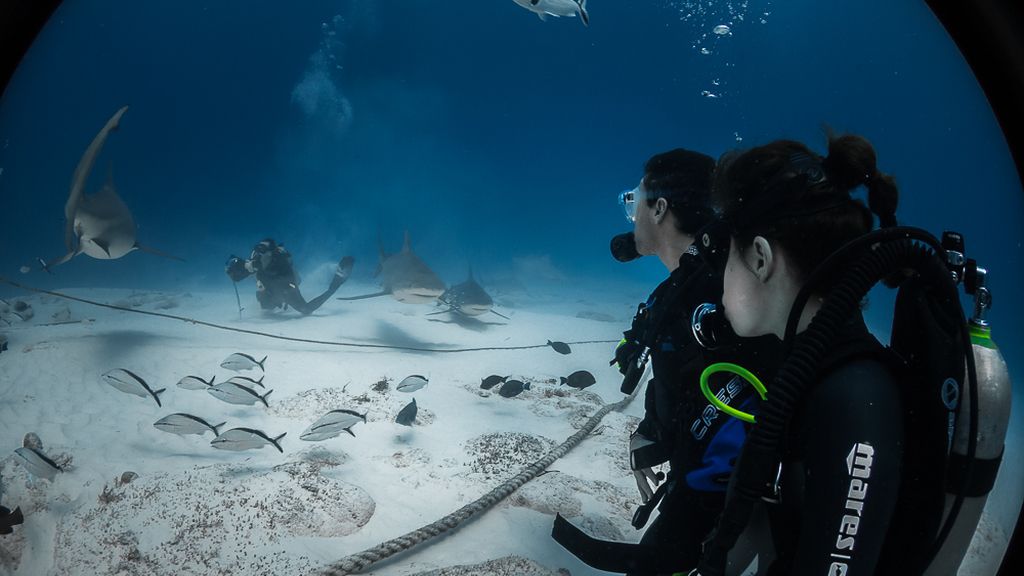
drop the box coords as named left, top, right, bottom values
left=0, top=505, right=24, bottom=535
left=227, top=375, right=265, bottom=389
left=208, top=382, right=273, bottom=407
left=397, top=375, right=429, bottom=393
left=210, top=428, right=286, bottom=453
left=153, top=413, right=226, bottom=437
left=395, top=398, right=418, bottom=426
left=512, top=0, right=590, bottom=27
left=13, top=446, right=62, bottom=481
left=220, top=352, right=267, bottom=372
left=498, top=379, right=531, bottom=398
left=561, top=370, right=597, bottom=390
left=547, top=340, right=572, bottom=355
left=480, top=374, right=507, bottom=390
left=102, top=369, right=166, bottom=406
left=300, top=409, right=367, bottom=441
left=177, top=375, right=215, bottom=390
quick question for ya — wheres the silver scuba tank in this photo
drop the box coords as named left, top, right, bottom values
left=925, top=265, right=1013, bottom=576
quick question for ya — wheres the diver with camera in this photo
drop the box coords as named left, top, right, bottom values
left=226, top=238, right=354, bottom=316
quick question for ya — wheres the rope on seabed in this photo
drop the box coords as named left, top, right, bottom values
left=320, top=387, right=641, bottom=576
left=0, top=277, right=618, bottom=353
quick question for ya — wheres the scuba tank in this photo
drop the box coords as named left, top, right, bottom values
left=923, top=236, right=1013, bottom=576
left=692, top=227, right=1013, bottom=576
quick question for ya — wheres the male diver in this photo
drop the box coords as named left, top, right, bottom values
left=555, top=149, right=780, bottom=574
left=226, top=238, right=354, bottom=316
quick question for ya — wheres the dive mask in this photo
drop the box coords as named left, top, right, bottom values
left=618, top=186, right=641, bottom=223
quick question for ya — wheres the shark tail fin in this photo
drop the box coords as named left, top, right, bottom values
left=153, top=388, right=166, bottom=407
left=578, top=0, right=589, bottom=26
left=271, top=433, right=286, bottom=453
left=261, top=389, right=273, bottom=407
left=212, top=422, right=227, bottom=437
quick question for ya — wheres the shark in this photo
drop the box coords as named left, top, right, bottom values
left=429, top=268, right=509, bottom=319
left=338, top=231, right=446, bottom=304
left=46, top=106, right=181, bottom=268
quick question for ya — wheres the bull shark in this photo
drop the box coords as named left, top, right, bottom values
left=512, top=0, right=589, bottom=26
left=429, top=268, right=510, bottom=319
left=46, top=106, right=181, bottom=269
left=338, top=231, right=445, bottom=304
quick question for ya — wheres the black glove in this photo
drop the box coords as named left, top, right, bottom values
left=225, top=256, right=249, bottom=282
left=612, top=332, right=643, bottom=376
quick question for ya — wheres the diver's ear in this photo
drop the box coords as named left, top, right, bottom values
left=653, top=197, right=669, bottom=223
left=751, top=236, right=774, bottom=283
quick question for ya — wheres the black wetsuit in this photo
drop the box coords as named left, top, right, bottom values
left=767, top=315, right=903, bottom=575
left=625, top=248, right=781, bottom=573
left=232, top=242, right=350, bottom=316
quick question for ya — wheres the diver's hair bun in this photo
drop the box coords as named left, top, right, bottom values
left=823, top=134, right=899, bottom=228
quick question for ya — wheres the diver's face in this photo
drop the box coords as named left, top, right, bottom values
left=722, top=237, right=767, bottom=337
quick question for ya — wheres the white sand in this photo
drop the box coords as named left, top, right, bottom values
left=0, top=283, right=648, bottom=575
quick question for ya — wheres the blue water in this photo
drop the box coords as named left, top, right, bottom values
left=1, top=0, right=1022, bottom=557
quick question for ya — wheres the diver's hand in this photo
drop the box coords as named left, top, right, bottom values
left=613, top=336, right=642, bottom=375
left=633, top=468, right=662, bottom=503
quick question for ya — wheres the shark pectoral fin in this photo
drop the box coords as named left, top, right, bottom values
left=135, top=243, right=185, bottom=262
left=47, top=250, right=78, bottom=269
left=425, top=308, right=453, bottom=316
left=490, top=309, right=511, bottom=320
left=537, top=11, right=547, bottom=21
left=91, top=238, right=113, bottom=258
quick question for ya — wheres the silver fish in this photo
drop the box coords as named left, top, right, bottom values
left=300, top=409, right=367, bottom=441
left=396, top=375, right=429, bottom=393
left=220, top=352, right=266, bottom=372
left=211, top=428, right=285, bottom=453
left=395, top=398, right=418, bottom=426
left=177, top=375, right=215, bottom=390
left=13, top=447, right=62, bottom=481
left=208, top=382, right=272, bottom=407
left=226, top=375, right=265, bottom=389
left=102, top=369, right=166, bottom=406
left=511, top=0, right=589, bottom=26
left=153, top=413, right=226, bottom=437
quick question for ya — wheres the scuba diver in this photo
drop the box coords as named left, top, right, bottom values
left=682, top=134, right=1012, bottom=575
left=225, top=238, right=354, bottom=316
left=554, top=149, right=781, bottom=574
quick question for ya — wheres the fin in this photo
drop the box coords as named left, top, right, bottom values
left=425, top=308, right=454, bottom=316
left=490, top=309, right=511, bottom=320
left=260, top=389, right=273, bottom=407
left=578, top=0, right=589, bottom=26
left=135, top=243, right=185, bottom=262
left=257, top=375, right=264, bottom=386
left=207, top=375, right=216, bottom=386
left=0, top=507, right=24, bottom=533
left=153, top=388, right=166, bottom=407
left=345, top=427, right=356, bottom=438
left=524, top=382, right=531, bottom=390
left=337, top=291, right=390, bottom=301
left=560, top=377, right=567, bottom=386
left=537, top=12, right=547, bottom=21
left=402, top=230, right=411, bottom=253
left=211, top=422, right=226, bottom=437
left=92, top=238, right=112, bottom=258
left=271, top=433, right=286, bottom=453
left=258, top=356, right=267, bottom=370
left=46, top=250, right=78, bottom=270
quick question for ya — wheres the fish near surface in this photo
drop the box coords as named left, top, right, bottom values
left=511, top=0, right=589, bottom=26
